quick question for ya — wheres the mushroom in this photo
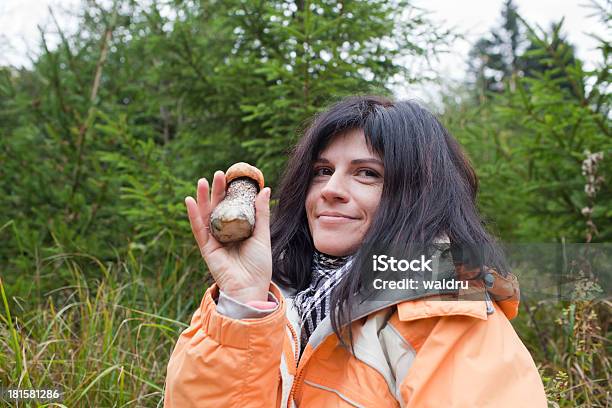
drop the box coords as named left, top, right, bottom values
left=209, top=162, right=265, bottom=243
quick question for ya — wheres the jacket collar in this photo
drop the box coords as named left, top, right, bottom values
left=275, top=242, right=520, bottom=352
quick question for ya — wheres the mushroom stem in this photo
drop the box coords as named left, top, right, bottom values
left=209, top=178, right=258, bottom=243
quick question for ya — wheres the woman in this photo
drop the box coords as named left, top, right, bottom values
left=163, top=96, right=547, bottom=407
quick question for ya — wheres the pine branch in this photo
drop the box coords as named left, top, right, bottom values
left=71, top=6, right=118, bottom=200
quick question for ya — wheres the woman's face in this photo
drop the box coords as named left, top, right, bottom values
left=305, top=129, right=384, bottom=256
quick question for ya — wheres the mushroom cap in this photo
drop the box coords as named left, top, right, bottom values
left=225, top=162, right=265, bottom=190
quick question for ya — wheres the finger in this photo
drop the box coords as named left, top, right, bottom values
left=210, top=170, right=226, bottom=210
left=185, top=196, right=209, bottom=250
left=196, top=178, right=211, bottom=226
left=252, top=187, right=271, bottom=242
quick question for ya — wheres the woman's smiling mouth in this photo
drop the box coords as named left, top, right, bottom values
left=317, top=212, right=358, bottom=223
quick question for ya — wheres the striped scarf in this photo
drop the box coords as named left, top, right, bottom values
left=292, top=250, right=355, bottom=352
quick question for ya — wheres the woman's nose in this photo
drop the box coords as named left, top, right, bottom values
left=320, top=171, right=349, bottom=202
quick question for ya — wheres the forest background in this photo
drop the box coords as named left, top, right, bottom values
left=0, top=0, right=610, bottom=406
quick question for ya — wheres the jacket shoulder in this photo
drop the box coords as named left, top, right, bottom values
left=383, top=301, right=547, bottom=407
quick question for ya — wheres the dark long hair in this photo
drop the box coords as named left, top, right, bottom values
left=270, top=95, right=508, bottom=351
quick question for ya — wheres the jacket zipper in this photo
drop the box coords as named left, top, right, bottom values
left=289, top=365, right=307, bottom=408
left=286, top=322, right=304, bottom=408
left=286, top=322, right=300, bottom=368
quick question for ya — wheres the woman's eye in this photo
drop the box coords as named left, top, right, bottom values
left=356, top=169, right=380, bottom=178
left=314, top=167, right=333, bottom=176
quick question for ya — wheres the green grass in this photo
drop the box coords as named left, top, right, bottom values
left=0, top=245, right=206, bottom=407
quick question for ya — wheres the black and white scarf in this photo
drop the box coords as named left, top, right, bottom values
left=292, top=250, right=355, bottom=351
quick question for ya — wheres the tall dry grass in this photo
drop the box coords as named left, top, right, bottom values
left=0, top=241, right=206, bottom=407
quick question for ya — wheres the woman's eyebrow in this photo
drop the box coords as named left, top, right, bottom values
left=351, top=158, right=383, bottom=166
left=314, top=157, right=383, bottom=166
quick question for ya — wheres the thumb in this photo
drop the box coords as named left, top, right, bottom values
left=252, top=187, right=271, bottom=241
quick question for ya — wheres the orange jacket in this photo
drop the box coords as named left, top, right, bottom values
left=164, top=266, right=547, bottom=407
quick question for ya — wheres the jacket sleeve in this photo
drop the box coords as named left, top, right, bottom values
left=217, top=289, right=279, bottom=319
left=397, top=302, right=548, bottom=408
left=163, top=281, right=287, bottom=408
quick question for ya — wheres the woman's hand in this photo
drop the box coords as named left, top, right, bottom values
left=185, top=171, right=272, bottom=304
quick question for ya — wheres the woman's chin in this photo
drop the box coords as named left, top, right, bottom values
left=313, top=238, right=357, bottom=257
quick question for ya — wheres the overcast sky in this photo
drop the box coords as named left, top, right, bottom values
left=0, top=0, right=608, bottom=105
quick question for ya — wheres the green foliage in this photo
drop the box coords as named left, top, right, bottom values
left=1, top=0, right=447, bottom=270
left=446, top=13, right=610, bottom=242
